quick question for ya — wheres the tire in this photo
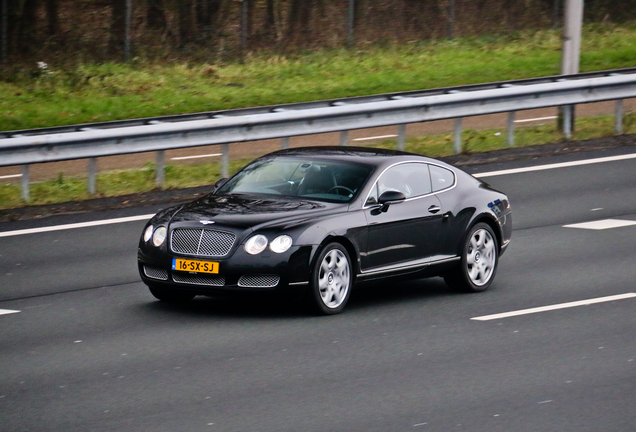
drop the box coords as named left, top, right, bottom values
left=148, top=286, right=195, bottom=303
left=309, top=243, right=353, bottom=315
left=444, top=222, right=498, bottom=293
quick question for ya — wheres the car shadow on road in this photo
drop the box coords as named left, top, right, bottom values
left=137, top=276, right=461, bottom=320
left=347, top=277, right=461, bottom=311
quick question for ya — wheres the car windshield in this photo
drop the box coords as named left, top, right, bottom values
left=217, top=157, right=373, bottom=202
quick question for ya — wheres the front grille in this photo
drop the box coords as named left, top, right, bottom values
left=144, top=266, right=168, bottom=280
left=171, top=228, right=236, bottom=257
left=238, top=274, right=280, bottom=288
left=172, top=273, right=225, bottom=287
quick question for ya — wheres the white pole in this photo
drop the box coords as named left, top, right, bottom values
left=561, top=0, right=583, bottom=75
left=560, top=0, right=584, bottom=137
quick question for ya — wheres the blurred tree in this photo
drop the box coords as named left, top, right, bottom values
left=264, top=0, right=277, bottom=39
left=178, top=0, right=195, bottom=45
left=18, top=0, right=39, bottom=53
left=45, top=0, right=58, bottom=36
left=108, top=0, right=126, bottom=55
left=147, top=0, right=167, bottom=31
left=196, top=0, right=222, bottom=31
left=287, top=0, right=320, bottom=43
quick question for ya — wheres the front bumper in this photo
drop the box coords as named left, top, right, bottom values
left=138, top=244, right=316, bottom=295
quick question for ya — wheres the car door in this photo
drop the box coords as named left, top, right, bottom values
left=362, top=162, right=444, bottom=271
left=428, top=163, right=461, bottom=261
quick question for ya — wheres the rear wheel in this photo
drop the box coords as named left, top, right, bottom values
left=148, top=286, right=195, bottom=303
left=444, top=223, right=498, bottom=293
left=309, top=243, right=353, bottom=315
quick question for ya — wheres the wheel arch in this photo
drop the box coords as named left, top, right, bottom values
left=312, top=235, right=359, bottom=283
left=469, top=214, right=503, bottom=252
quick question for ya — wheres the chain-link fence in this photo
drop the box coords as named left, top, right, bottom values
left=1, top=0, right=635, bottom=65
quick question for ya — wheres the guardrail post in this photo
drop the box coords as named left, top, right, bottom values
left=563, top=105, right=573, bottom=139
left=453, top=118, right=463, bottom=154
left=221, top=144, right=230, bottom=178
left=397, top=124, right=406, bottom=151
left=281, top=137, right=290, bottom=149
left=615, top=99, right=624, bottom=134
left=21, top=165, right=30, bottom=201
left=340, top=130, right=348, bottom=146
left=156, top=151, right=165, bottom=188
left=507, top=111, right=516, bottom=147
left=88, top=158, right=97, bottom=195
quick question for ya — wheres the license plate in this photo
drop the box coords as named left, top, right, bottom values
left=172, top=258, right=219, bottom=274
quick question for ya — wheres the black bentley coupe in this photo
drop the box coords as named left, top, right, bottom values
left=138, top=146, right=512, bottom=314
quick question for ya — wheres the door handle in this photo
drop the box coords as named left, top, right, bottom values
left=428, top=205, right=441, bottom=214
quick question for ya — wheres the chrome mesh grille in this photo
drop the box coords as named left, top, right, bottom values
left=171, top=228, right=236, bottom=257
left=238, top=274, right=280, bottom=288
left=144, top=266, right=168, bottom=280
left=172, top=273, right=225, bottom=286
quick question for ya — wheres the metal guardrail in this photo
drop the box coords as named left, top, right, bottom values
left=2, top=69, right=636, bottom=200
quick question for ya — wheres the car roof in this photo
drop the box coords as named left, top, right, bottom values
left=262, top=146, right=435, bottom=167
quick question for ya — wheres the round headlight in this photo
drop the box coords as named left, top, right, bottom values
left=152, top=226, right=167, bottom=247
left=143, top=225, right=154, bottom=243
left=270, top=235, right=292, bottom=253
left=245, top=234, right=268, bottom=255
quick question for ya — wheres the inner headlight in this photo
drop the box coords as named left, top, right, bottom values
left=152, top=226, right=167, bottom=247
left=270, top=235, right=292, bottom=253
left=143, top=225, right=154, bottom=242
left=245, top=234, right=268, bottom=255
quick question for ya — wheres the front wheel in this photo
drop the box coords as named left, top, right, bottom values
left=309, top=243, right=353, bottom=315
left=444, top=223, right=498, bottom=293
left=148, top=286, right=195, bottom=303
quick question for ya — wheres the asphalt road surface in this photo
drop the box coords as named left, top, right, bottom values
left=1, top=146, right=635, bottom=432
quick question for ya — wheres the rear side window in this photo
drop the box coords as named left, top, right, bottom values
left=429, top=165, right=455, bottom=192
left=369, top=162, right=433, bottom=204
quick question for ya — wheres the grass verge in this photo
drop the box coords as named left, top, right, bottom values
left=2, top=23, right=636, bottom=131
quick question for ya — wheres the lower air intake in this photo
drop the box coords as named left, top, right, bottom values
left=238, top=274, right=280, bottom=288
left=172, top=273, right=225, bottom=287
left=144, top=266, right=168, bottom=280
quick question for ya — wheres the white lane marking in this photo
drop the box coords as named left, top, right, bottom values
left=171, top=153, right=222, bottom=161
left=0, top=174, right=22, bottom=179
left=474, top=152, right=636, bottom=178
left=564, top=219, right=636, bottom=230
left=353, top=134, right=398, bottom=142
left=0, top=309, right=21, bottom=316
left=514, top=115, right=557, bottom=123
left=471, top=293, right=636, bottom=321
left=0, top=214, right=155, bottom=238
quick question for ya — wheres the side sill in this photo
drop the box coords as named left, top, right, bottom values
left=358, top=256, right=460, bottom=280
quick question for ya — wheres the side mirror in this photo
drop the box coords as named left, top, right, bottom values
left=378, top=190, right=406, bottom=212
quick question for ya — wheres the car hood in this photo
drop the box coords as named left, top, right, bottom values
left=169, top=194, right=342, bottom=229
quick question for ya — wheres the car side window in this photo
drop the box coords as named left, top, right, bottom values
left=376, top=163, right=432, bottom=198
left=429, top=165, right=455, bottom=192
left=365, top=182, right=379, bottom=206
